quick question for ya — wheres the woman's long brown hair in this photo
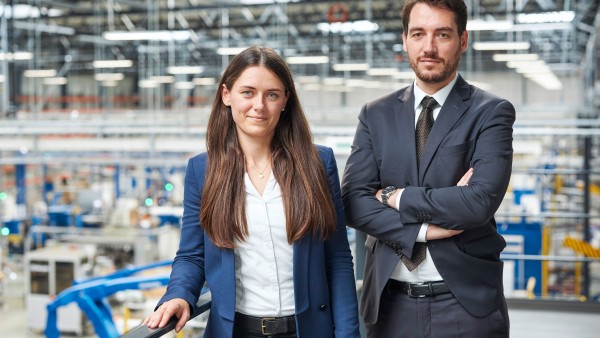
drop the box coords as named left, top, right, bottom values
left=200, top=46, right=336, bottom=249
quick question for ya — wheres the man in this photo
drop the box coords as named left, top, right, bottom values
left=341, top=0, right=514, bottom=337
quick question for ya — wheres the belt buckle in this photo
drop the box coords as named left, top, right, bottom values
left=407, top=282, right=426, bottom=298
left=261, top=317, right=277, bottom=335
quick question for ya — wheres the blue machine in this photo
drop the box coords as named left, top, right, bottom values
left=45, top=260, right=173, bottom=338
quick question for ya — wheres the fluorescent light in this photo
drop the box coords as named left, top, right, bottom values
left=506, top=60, right=547, bottom=69
left=95, top=73, right=124, bottom=81
left=167, top=66, right=204, bottom=75
left=43, top=77, right=68, bottom=85
left=24, top=69, right=57, bottom=78
left=193, top=77, right=216, bottom=86
left=93, top=60, right=133, bottom=68
left=287, top=56, right=329, bottom=64
left=139, top=79, right=158, bottom=88
left=216, top=47, right=248, bottom=55
left=0, top=75, right=4, bottom=82
left=472, top=42, right=530, bottom=51
left=101, top=80, right=119, bottom=87
left=498, top=22, right=572, bottom=32
left=174, top=81, right=195, bottom=90
left=367, top=68, right=399, bottom=76
left=524, top=72, right=562, bottom=90
left=317, top=20, right=379, bottom=34
left=103, top=30, right=191, bottom=41
left=0, top=51, right=33, bottom=61
left=516, top=11, right=575, bottom=24
left=492, top=53, right=539, bottom=62
left=150, top=75, right=174, bottom=84
left=467, top=19, right=513, bottom=31
left=332, top=63, right=369, bottom=71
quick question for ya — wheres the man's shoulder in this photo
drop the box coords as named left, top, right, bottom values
left=362, top=86, right=410, bottom=112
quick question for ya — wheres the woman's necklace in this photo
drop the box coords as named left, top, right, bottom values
left=248, top=157, right=272, bottom=179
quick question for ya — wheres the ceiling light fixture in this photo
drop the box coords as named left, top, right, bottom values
left=332, top=63, right=370, bottom=71
left=492, top=53, right=539, bottom=62
left=93, top=60, right=133, bottom=68
left=94, top=73, right=124, bottom=81
left=43, top=77, right=68, bottom=85
left=167, top=66, right=205, bottom=75
left=467, top=19, right=513, bottom=31
left=193, top=77, right=216, bottom=86
left=103, top=30, right=191, bottom=41
left=472, top=42, right=530, bottom=51
left=24, top=69, right=57, bottom=78
left=216, top=47, right=248, bottom=55
left=286, top=55, right=329, bottom=64
left=174, top=81, right=195, bottom=90
left=0, top=51, right=33, bottom=61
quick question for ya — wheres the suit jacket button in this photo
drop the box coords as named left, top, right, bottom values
left=320, top=304, right=327, bottom=311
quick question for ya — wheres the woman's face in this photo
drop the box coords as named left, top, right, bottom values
left=222, top=66, right=289, bottom=144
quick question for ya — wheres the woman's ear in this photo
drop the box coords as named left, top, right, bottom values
left=221, top=84, right=230, bottom=106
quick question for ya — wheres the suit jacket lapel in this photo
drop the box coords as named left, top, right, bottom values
left=419, top=76, right=471, bottom=183
left=395, top=87, right=419, bottom=184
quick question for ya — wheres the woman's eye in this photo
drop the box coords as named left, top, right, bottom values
left=267, top=92, right=278, bottom=100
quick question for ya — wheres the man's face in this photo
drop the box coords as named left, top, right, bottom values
left=402, top=3, right=468, bottom=90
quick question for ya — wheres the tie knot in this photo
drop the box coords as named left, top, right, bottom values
left=421, top=96, right=438, bottom=111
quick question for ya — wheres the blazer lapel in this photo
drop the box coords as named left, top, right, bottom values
left=395, top=87, right=419, bottom=184
left=419, top=76, right=471, bottom=183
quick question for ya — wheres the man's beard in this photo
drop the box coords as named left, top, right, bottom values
left=409, top=50, right=460, bottom=84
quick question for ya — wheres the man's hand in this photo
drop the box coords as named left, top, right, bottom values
left=425, top=168, right=473, bottom=240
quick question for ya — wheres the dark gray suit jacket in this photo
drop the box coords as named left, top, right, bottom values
left=342, top=75, right=515, bottom=325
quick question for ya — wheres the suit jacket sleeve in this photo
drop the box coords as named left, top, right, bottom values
left=342, top=100, right=421, bottom=254
left=399, top=99, right=515, bottom=230
left=320, top=146, right=361, bottom=337
left=158, top=156, right=206, bottom=310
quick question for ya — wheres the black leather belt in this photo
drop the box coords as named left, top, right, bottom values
left=235, top=312, right=296, bottom=335
left=388, top=279, right=451, bottom=297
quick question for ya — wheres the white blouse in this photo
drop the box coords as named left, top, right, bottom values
left=234, top=172, right=295, bottom=316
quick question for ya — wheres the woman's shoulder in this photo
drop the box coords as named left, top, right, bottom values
left=314, top=144, right=333, bottom=159
left=187, top=152, right=209, bottom=170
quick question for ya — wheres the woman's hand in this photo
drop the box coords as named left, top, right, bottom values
left=142, top=298, right=190, bottom=333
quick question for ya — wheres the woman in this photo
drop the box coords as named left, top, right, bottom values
left=144, top=46, right=360, bottom=337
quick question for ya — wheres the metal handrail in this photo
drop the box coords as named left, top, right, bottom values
left=120, top=292, right=211, bottom=338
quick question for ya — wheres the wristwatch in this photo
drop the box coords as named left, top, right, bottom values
left=381, top=186, right=397, bottom=206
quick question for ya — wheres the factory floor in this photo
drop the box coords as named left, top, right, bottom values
left=2, top=272, right=600, bottom=337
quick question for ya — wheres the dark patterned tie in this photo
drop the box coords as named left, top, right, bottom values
left=415, top=96, right=438, bottom=170
left=402, top=96, right=438, bottom=271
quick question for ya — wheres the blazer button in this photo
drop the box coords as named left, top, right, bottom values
left=320, top=304, right=327, bottom=311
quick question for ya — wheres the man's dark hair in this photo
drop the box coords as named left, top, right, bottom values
left=402, top=0, right=468, bottom=36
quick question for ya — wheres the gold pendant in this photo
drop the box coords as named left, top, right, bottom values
left=258, top=174, right=264, bottom=179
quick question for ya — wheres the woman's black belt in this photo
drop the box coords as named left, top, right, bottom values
left=235, top=312, right=296, bottom=335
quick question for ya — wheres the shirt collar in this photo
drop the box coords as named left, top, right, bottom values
left=413, top=73, right=459, bottom=111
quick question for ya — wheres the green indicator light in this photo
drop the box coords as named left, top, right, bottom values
left=1, top=227, right=9, bottom=236
left=145, top=198, right=153, bottom=206
left=0, top=192, right=7, bottom=200
left=165, top=183, right=174, bottom=192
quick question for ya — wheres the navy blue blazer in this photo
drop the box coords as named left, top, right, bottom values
left=342, top=75, right=515, bottom=324
left=159, top=145, right=360, bottom=337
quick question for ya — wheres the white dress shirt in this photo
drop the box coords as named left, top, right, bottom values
left=390, top=74, right=459, bottom=283
left=234, top=172, right=295, bottom=316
